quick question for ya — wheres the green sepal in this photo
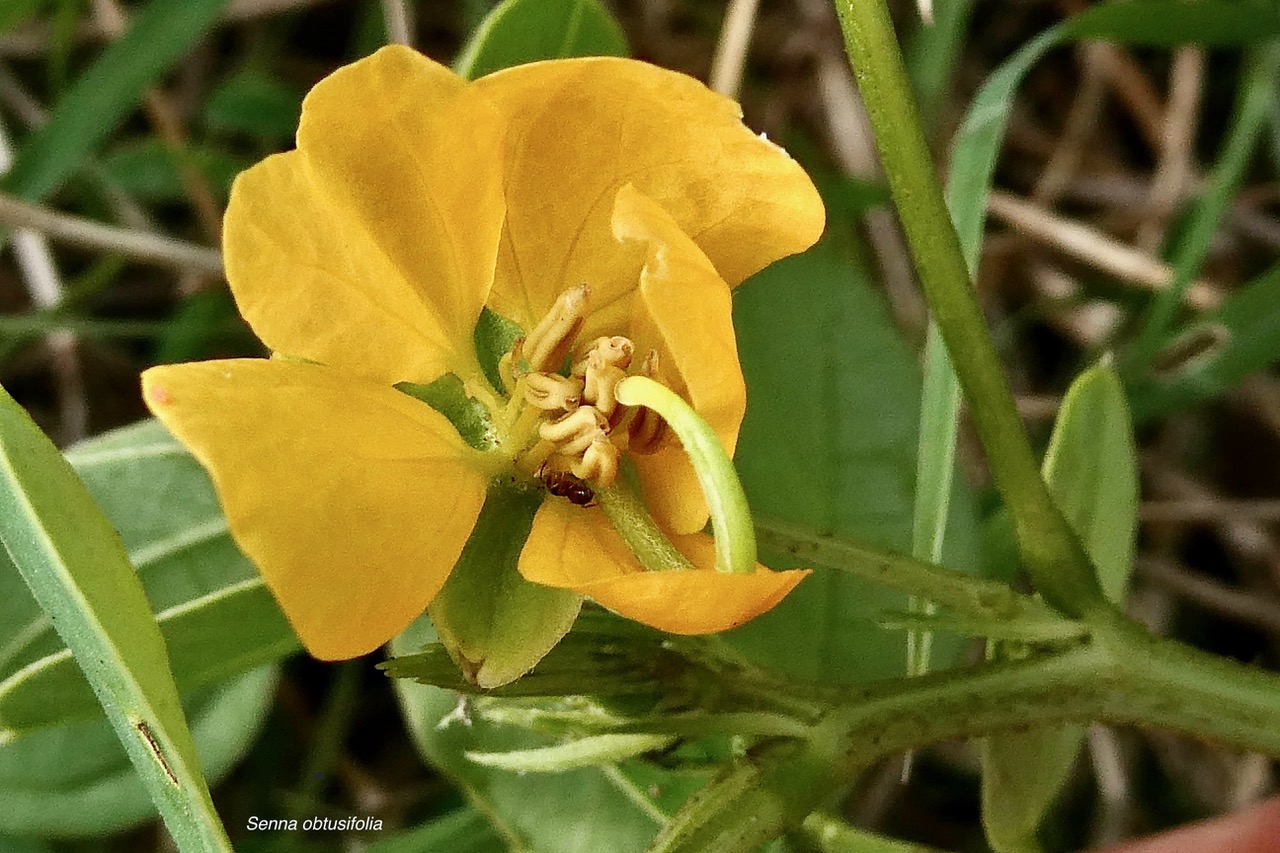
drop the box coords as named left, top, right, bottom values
left=395, top=374, right=495, bottom=450
left=472, top=307, right=524, bottom=395
left=423, top=482, right=582, bottom=689
left=981, top=359, right=1137, bottom=853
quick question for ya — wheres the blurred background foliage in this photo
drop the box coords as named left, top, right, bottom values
left=0, top=0, right=1277, bottom=851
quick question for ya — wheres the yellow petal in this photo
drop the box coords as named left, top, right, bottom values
left=614, top=184, right=746, bottom=535
left=474, top=57, right=825, bottom=332
left=297, top=46, right=505, bottom=365
left=518, top=500, right=807, bottom=635
left=142, top=359, right=490, bottom=660
left=223, top=45, right=504, bottom=385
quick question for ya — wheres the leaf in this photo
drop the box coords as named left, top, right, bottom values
left=100, top=138, right=246, bottom=202
left=425, top=483, right=582, bottom=690
left=0, top=666, right=276, bottom=838
left=0, top=1, right=47, bottom=37
left=1131, top=263, right=1280, bottom=421
left=365, top=807, right=507, bottom=853
left=202, top=69, right=304, bottom=140
left=0, top=419, right=300, bottom=738
left=0, top=0, right=229, bottom=203
left=455, top=0, right=628, bottom=80
left=391, top=618, right=671, bottom=853
left=981, top=361, right=1137, bottom=852
left=0, top=390, right=230, bottom=850
left=728, top=238, right=983, bottom=684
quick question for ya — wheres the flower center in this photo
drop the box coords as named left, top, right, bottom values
left=495, top=285, right=669, bottom=495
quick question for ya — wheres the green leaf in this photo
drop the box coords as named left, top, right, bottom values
left=728, top=238, right=982, bottom=684
left=425, top=483, right=582, bottom=689
left=202, top=69, right=304, bottom=140
left=0, top=419, right=300, bottom=737
left=455, top=0, right=628, bottom=80
left=365, top=807, right=506, bottom=853
left=0, top=1, right=48, bottom=37
left=0, top=0, right=229, bottom=203
left=0, top=666, right=276, bottom=838
left=1042, top=361, right=1139, bottom=604
left=946, top=0, right=1280, bottom=304
left=391, top=618, right=671, bottom=853
left=100, top=138, right=246, bottom=202
left=1131, top=262, right=1280, bottom=420
left=0, top=390, right=230, bottom=850
left=981, top=361, right=1137, bottom=852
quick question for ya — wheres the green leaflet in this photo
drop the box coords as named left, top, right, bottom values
left=0, top=390, right=230, bottom=850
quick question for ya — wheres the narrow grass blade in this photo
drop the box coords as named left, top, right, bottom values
left=0, top=0, right=228, bottom=204
left=1128, top=45, right=1280, bottom=370
left=0, top=388, right=231, bottom=851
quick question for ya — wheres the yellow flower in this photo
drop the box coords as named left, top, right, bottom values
left=142, top=46, right=824, bottom=663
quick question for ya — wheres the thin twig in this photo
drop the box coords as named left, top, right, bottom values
left=709, top=0, right=761, bottom=98
left=1136, top=47, right=1204, bottom=253
left=1032, top=43, right=1109, bottom=205
left=1141, top=498, right=1280, bottom=524
left=0, top=192, right=223, bottom=276
left=987, top=191, right=1223, bottom=311
left=0, top=114, right=87, bottom=444
left=380, top=0, right=413, bottom=47
left=92, top=0, right=223, bottom=245
left=1137, top=556, right=1280, bottom=635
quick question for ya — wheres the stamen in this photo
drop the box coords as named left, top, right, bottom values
left=522, top=372, right=583, bottom=413
left=572, top=336, right=634, bottom=374
left=571, top=435, right=620, bottom=487
left=538, top=405, right=609, bottom=456
left=627, top=350, right=668, bottom=453
left=523, top=283, right=590, bottom=373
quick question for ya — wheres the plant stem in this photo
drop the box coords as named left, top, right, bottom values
left=830, top=0, right=1102, bottom=615
left=754, top=516, right=1074, bottom=632
left=651, top=623, right=1280, bottom=852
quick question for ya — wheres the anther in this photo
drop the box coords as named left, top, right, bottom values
left=582, top=355, right=627, bottom=418
left=522, top=373, right=583, bottom=413
left=523, top=284, right=591, bottom=374
left=571, top=435, right=620, bottom=487
left=572, top=336, right=634, bottom=375
left=628, top=350, right=668, bottom=453
left=539, top=405, right=609, bottom=456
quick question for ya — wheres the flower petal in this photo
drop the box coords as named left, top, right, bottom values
left=474, top=57, right=825, bottom=332
left=223, top=45, right=505, bottom=385
left=296, top=46, right=505, bottom=365
left=225, top=153, right=465, bottom=384
left=142, top=359, right=490, bottom=660
left=518, top=500, right=807, bottom=634
left=614, top=184, right=746, bottom=535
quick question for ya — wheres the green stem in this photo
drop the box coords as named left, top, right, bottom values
left=831, top=0, right=1102, bottom=615
left=754, top=516, right=1075, bottom=633
left=597, top=481, right=693, bottom=572
left=651, top=622, right=1280, bottom=852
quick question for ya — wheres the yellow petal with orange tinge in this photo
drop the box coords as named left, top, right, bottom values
left=519, top=500, right=808, bottom=635
left=297, top=46, right=505, bottom=365
left=141, top=359, right=489, bottom=660
left=614, top=184, right=746, bottom=535
left=474, top=57, right=825, bottom=334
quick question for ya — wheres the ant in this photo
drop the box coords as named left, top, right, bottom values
left=538, top=465, right=596, bottom=507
